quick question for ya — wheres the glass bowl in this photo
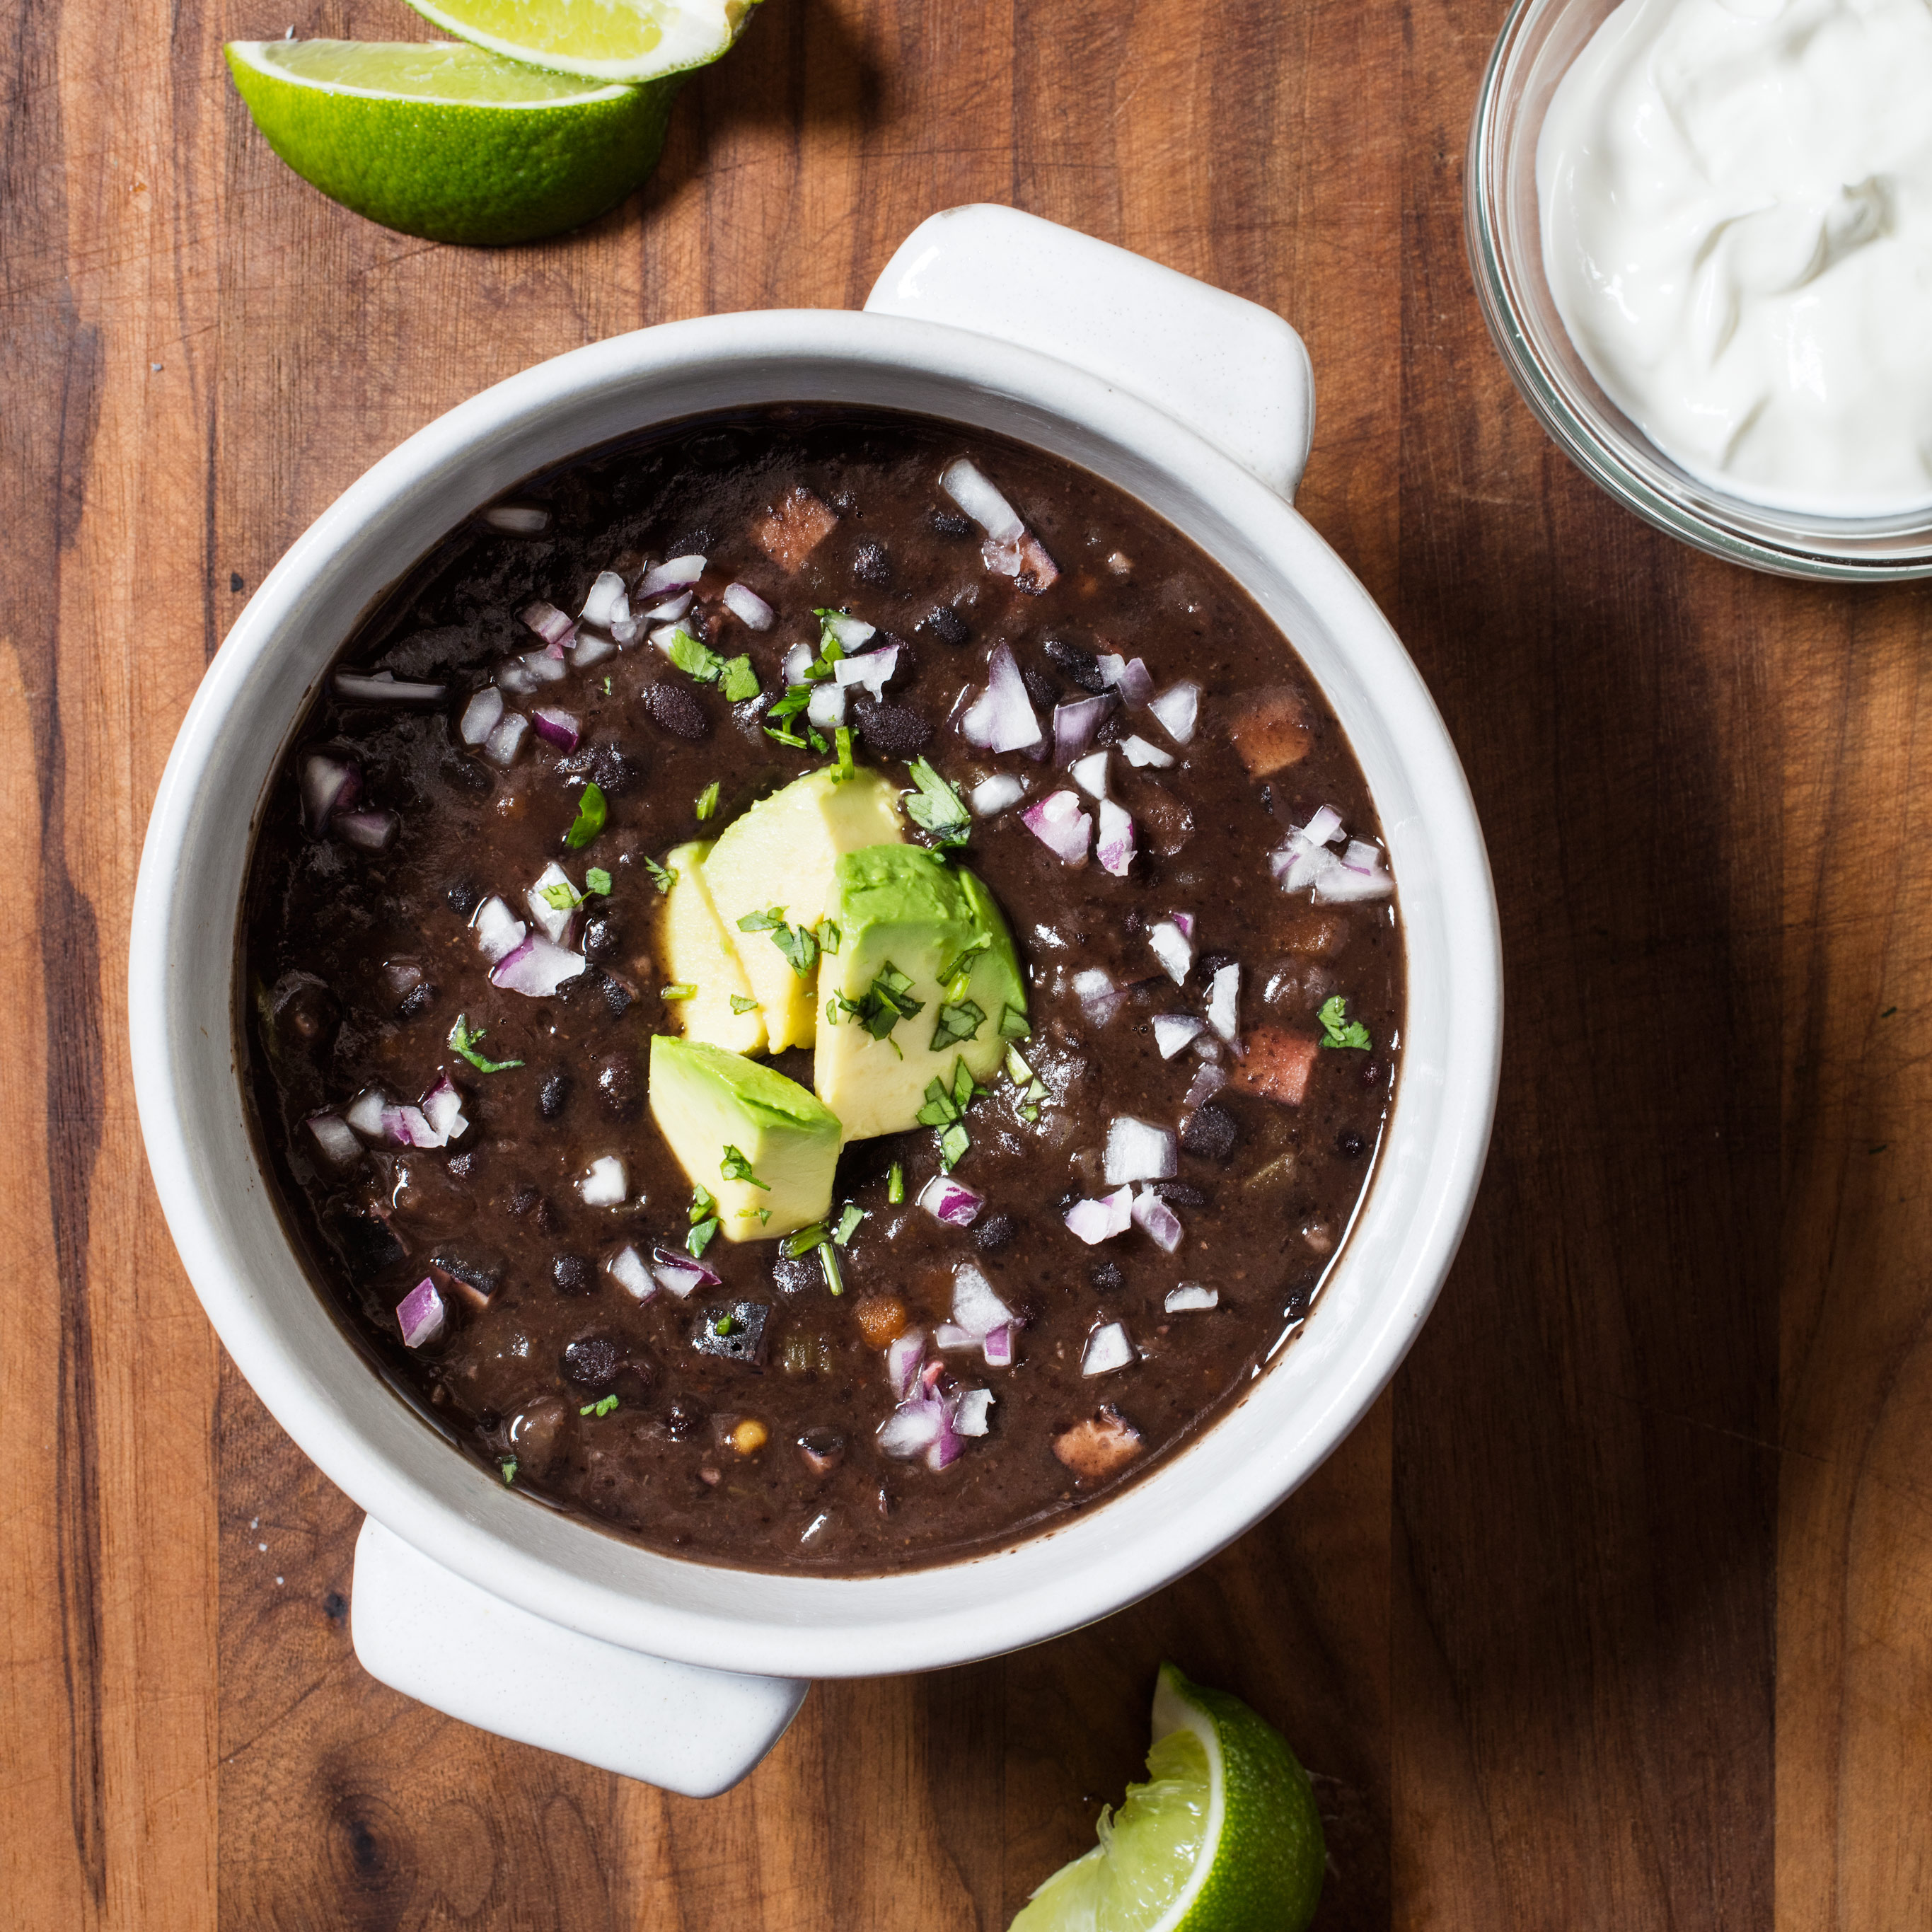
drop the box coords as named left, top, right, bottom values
left=1466, top=0, right=1932, bottom=582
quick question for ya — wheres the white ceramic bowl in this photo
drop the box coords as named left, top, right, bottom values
left=131, top=207, right=1501, bottom=1795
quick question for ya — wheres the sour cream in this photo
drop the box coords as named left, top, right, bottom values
left=1538, top=0, right=1932, bottom=516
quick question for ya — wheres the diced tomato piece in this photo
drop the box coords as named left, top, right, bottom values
left=1232, top=1026, right=1320, bottom=1106
left=1225, top=684, right=1314, bottom=775
left=1052, top=1406, right=1143, bottom=1482
left=753, top=485, right=839, bottom=571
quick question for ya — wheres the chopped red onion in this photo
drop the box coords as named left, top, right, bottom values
left=519, top=648, right=568, bottom=686
left=1165, top=1283, right=1218, bottom=1312
left=933, top=1322, right=977, bottom=1350
left=1182, top=1061, right=1229, bottom=1110
left=722, top=582, right=775, bottom=630
left=1072, top=967, right=1118, bottom=1024
left=961, top=644, right=1043, bottom=753
left=494, top=657, right=539, bottom=695
left=1131, top=1186, right=1184, bottom=1254
left=305, top=1111, right=362, bottom=1169
left=579, top=570, right=630, bottom=629
left=1064, top=1186, right=1134, bottom=1244
left=335, top=809, right=399, bottom=852
left=518, top=599, right=576, bottom=649
left=608, top=1245, right=656, bottom=1300
left=490, top=931, right=586, bottom=998
left=886, top=1329, right=927, bottom=1401
left=955, top=1387, right=994, bottom=1434
left=926, top=1401, right=964, bottom=1471
left=1054, top=695, right=1111, bottom=763
left=1021, top=788, right=1092, bottom=864
left=823, top=613, right=877, bottom=650
left=526, top=861, right=577, bottom=942
left=1104, top=1116, right=1177, bottom=1184
left=579, top=1155, right=627, bottom=1205
left=481, top=503, right=550, bottom=534
left=569, top=631, right=615, bottom=670
left=782, top=641, right=815, bottom=684
left=1303, top=804, right=1346, bottom=846
left=459, top=687, right=504, bottom=745
left=640, top=554, right=705, bottom=596
left=1148, top=919, right=1193, bottom=984
left=1207, top=962, right=1241, bottom=1043
left=1120, top=733, right=1174, bottom=769
left=1314, top=839, right=1395, bottom=903
left=918, top=1174, right=985, bottom=1227
left=472, top=895, right=526, bottom=964
left=482, top=712, right=528, bottom=768
left=1193, top=1034, right=1222, bottom=1060
left=609, top=618, right=643, bottom=647
left=1172, top=912, right=1196, bottom=939
left=971, top=773, right=1026, bottom=817
left=420, top=1074, right=468, bottom=1143
left=397, top=1278, right=446, bottom=1349
left=334, top=670, right=448, bottom=705
left=1082, top=1321, right=1135, bottom=1377
left=1070, top=750, right=1109, bottom=799
left=941, top=458, right=1024, bottom=545
left=1116, top=656, right=1155, bottom=706
left=345, top=1087, right=389, bottom=1139
left=650, top=1246, right=720, bottom=1298
left=1152, top=1014, right=1205, bottom=1059
left=642, top=589, right=693, bottom=623
left=808, top=681, right=847, bottom=729
left=1148, top=681, right=1200, bottom=744
left=879, top=1396, right=944, bottom=1459
left=980, top=1325, right=1014, bottom=1370
left=1095, top=799, right=1135, bottom=877
left=531, top=707, right=580, bottom=753
left=380, top=1103, right=437, bottom=1148
left=833, top=644, right=898, bottom=696
left=951, top=1263, right=1014, bottom=1337
left=300, top=753, right=360, bottom=834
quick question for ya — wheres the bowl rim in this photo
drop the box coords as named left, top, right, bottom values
left=1465, top=0, right=1932, bottom=583
left=131, top=306, right=1503, bottom=1676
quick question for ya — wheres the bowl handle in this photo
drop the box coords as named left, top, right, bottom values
left=864, top=204, right=1316, bottom=502
left=349, top=1516, right=809, bottom=1795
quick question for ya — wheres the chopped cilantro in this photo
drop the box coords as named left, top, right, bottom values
left=565, top=782, right=607, bottom=850
left=449, top=1013, right=522, bottom=1073
left=643, top=855, right=677, bottom=894
left=782, top=1222, right=827, bottom=1259
left=999, top=1002, right=1031, bottom=1040
left=832, top=1202, right=865, bottom=1246
left=602, top=676, right=612, bottom=695
left=769, top=920, right=819, bottom=978
left=729, top=993, right=760, bottom=1014
left=737, top=906, right=785, bottom=932
left=767, top=686, right=812, bottom=720
left=820, top=1242, right=845, bottom=1297
left=579, top=1394, right=620, bottom=1418
left=661, top=983, right=698, bottom=1001
left=584, top=867, right=612, bottom=896
left=720, top=1145, right=769, bottom=1191
left=1005, top=1043, right=1034, bottom=1085
left=712, top=1314, right=736, bottom=1336
left=938, top=1121, right=971, bottom=1172
left=1317, top=995, right=1373, bottom=1051
left=501, top=1459, right=517, bottom=1485
left=930, top=998, right=986, bottom=1051
left=720, top=655, right=760, bottom=702
left=687, top=1217, right=719, bottom=1258
left=667, top=628, right=727, bottom=683
left=903, top=757, right=971, bottom=846
left=888, top=1162, right=905, bottom=1205
left=689, top=1183, right=717, bottom=1222
left=833, top=961, right=924, bottom=1041
left=915, top=1077, right=961, bottom=1130
left=540, top=879, right=581, bottom=911
left=695, top=780, right=720, bottom=821
left=953, top=1058, right=978, bottom=1111
left=810, top=609, right=850, bottom=672
left=818, top=919, right=841, bottom=956
left=937, top=933, right=991, bottom=997
left=830, top=725, right=856, bottom=782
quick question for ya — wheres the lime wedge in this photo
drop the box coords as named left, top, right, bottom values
left=224, top=40, right=682, bottom=245
left=399, top=0, right=760, bottom=83
left=1010, top=1664, right=1326, bottom=1932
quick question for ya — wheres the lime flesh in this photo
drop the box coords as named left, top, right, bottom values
left=1010, top=1664, right=1326, bottom=1932
left=225, top=39, right=681, bottom=245
left=401, top=0, right=760, bottom=82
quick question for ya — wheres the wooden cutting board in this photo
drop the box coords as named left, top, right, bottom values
left=6, top=0, right=1926, bottom=1922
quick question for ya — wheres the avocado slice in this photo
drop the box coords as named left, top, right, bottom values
left=816, top=845, right=1028, bottom=1140
left=701, top=768, right=905, bottom=1052
left=648, top=1036, right=843, bottom=1243
left=655, top=840, right=766, bottom=1055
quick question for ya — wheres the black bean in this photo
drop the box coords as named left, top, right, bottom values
left=772, top=1252, right=820, bottom=1295
left=642, top=678, right=708, bottom=740
left=552, top=1253, right=596, bottom=1295
left=1021, top=664, right=1057, bottom=711
left=397, top=982, right=436, bottom=1020
left=1044, top=637, right=1106, bottom=693
left=561, top=1334, right=621, bottom=1388
left=1360, top=1058, right=1384, bottom=1089
left=1152, top=1181, right=1210, bottom=1208
left=1196, top=950, right=1239, bottom=983
left=855, top=701, right=932, bottom=758
left=599, top=972, right=635, bottom=1019
left=918, top=604, right=970, bottom=647
left=447, top=1152, right=475, bottom=1179
left=538, top=1070, right=571, bottom=1120
left=930, top=509, right=973, bottom=540
left=591, top=744, right=643, bottom=794
left=507, top=1183, right=540, bottom=1217
left=1089, top=1259, right=1125, bottom=1292
left=445, top=879, right=479, bottom=917
left=1336, top=1130, right=1367, bottom=1159
left=582, top=915, right=620, bottom=961
left=852, top=540, right=891, bottom=585
left=1180, top=1101, right=1239, bottom=1162
left=329, top=1209, right=404, bottom=1283
left=596, top=1053, right=642, bottom=1119
left=665, top=1400, right=707, bottom=1442
left=974, top=1213, right=1017, bottom=1253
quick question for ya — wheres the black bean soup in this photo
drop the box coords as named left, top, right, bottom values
left=242, top=406, right=1403, bottom=1575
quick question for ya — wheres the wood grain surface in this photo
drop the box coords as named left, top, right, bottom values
left=5, top=0, right=1927, bottom=1922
